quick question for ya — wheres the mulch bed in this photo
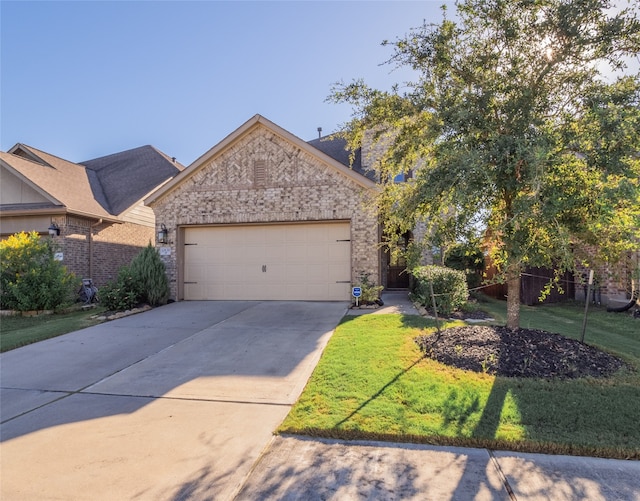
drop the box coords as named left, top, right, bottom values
left=449, top=310, right=494, bottom=320
left=415, top=325, right=630, bottom=380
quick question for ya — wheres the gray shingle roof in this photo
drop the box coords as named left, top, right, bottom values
left=307, top=135, right=375, bottom=182
left=83, top=145, right=184, bottom=215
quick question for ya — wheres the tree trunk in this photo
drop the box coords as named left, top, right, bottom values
left=506, top=266, right=521, bottom=330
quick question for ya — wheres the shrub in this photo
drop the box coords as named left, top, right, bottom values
left=0, top=231, right=76, bottom=311
left=100, top=244, right=169, bottom=311
left=444, top=241, right=485, bottom=289
left=99, top=265, right=141, bottom=311
left=354, top=272, right=384, bottom=304
left=129, top=244, right=169, bottom=306
left=412, top=265, right=468, bottom=316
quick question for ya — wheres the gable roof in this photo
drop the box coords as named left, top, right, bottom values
left=145, top=114, right=376, bottom=206
left=1, top=147, right=113, bottom=218
left=1, top=143, right=184, bottom=220
left=83, top=145, right=184, bottom=215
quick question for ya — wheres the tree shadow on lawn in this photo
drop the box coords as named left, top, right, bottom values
left=454, top=374, right=640, bottom=500
left=335, top=363, right=640, bottom=499
left=471, top=375, right=640, bottom=456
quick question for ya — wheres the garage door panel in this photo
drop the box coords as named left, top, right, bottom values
left=283, top=263, right=306, bottom=280
left=282, top=226, right=306, bottom=242
left=306, top=284, right=333, bottom=300
left=184, top=283, right=205, bottom=300
left=184, top=264, right=203, bottom=282
left=206, top=283, right=225, bottom=298
left=203, top=248, right=226, bottom=262
left=184, top=223, right=352, bottom=301
left=262, top=245, right=282, bottom=262
left=328, top=242, right=350, bottom=260
left=329, top=224, right=350, bottom=239
left=328, top=283, right=350, bottom=299
left=305, top=245, right=328, bottom=261
left=284, top=244, right=309, bottom=262
left=184, top=246, right=206, bottom=263
left=301, top=264, right=326, bottom=282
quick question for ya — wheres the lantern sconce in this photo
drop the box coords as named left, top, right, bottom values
left=48, top=222, right=60, bottom=237
left=157, top=223, right=169, bottom=244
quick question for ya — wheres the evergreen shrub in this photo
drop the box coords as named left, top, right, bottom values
left=444, top=242, right=485, bottom=289
left=100, top=244, right=169, bottom=311
left=129, top=244, right=169, bottom=306
left=412, top=265, right=468, bottom=316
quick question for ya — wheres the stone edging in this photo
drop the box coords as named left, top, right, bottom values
left=412, top=301, right=495, bottom=323
left=91, top=304, right=152, bottom=321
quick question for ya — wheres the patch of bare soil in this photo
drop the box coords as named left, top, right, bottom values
left=415, top=325, right=629, bottom=379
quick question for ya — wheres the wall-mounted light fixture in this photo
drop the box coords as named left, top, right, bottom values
left=48, top=222, right=60, bottom=237
left=157, top=223, right=169, bottom=244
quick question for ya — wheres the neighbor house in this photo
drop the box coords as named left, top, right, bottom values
left=0, top=144, right=184, bottom=286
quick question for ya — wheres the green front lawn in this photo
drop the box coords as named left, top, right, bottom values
left=279, top=303, right=640, bottom=459
left=0, top=307, right=106, bottom=353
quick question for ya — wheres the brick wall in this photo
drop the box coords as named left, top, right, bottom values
left=52, top=215, right=154, bottom=288
left=151, top=124, right=380, bottom=300
left=53, top=215, right=91, bottom=283
left=91, top=220, right=154, bottom=285
left=573, top=244, right=639, bottom=305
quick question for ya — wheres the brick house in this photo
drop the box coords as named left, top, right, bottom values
left=145, top=115, right=382, bottom=301
left=0, top=144, right=184, bottom=286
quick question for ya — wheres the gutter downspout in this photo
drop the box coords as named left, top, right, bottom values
left=89, top=219, right=102, bottom=279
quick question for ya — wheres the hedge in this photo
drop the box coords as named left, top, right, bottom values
left=412, top=265, right=468, bottom=316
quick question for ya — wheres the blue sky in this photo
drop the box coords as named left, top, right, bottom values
left=1, top=1, right=451, bottom=165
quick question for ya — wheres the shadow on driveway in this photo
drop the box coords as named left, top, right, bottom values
left=1, top=300, right=346, bottom=439
left=0, top=301, right=347, bottom=501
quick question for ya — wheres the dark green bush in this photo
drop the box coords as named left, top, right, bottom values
left=99, top=265, right=141, bottom=311
left=444, top=242, right=485, bottom=289
left=129, top=244, right=169, bottom=306
left=412, top=265, right=468, bottom=316
left=100, top=244, right=169, bottom=311
left=0, top=231, right=76, bottom=311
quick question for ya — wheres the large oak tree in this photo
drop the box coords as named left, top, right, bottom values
left=331, top=0, right=640, bottom=328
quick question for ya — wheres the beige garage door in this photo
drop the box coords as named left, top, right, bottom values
left=183, top=222, right=351, bottom=301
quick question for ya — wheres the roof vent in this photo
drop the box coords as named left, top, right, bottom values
left=171, top=157, right=176, bottom=163
left=317, top=127, right=322, bottom=139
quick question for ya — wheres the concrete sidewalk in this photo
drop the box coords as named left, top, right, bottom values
left=237, top=436, right=640, bottom=501
left=237, top=291, right=640, bottom=501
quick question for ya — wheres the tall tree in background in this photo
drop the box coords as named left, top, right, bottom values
left=331, top=0, right=640, bottom=328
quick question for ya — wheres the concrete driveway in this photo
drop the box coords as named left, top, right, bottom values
left=0, top=300, right=347, bottom=501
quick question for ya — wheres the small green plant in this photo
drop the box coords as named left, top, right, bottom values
left=411, top=265, right=468, bottom=316
left=0, top=231, right=76, bottom=311
left=354, top=272, right=383, bottom=304
left=99, top=244, right=169, bottom=311
left=481, top=353, right=498, bottom=373
left=99, top=265, right=141, bottom=311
